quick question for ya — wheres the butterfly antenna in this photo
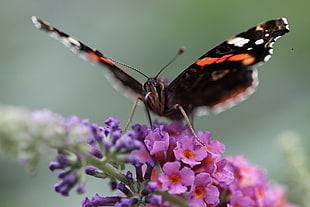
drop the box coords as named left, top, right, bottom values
left=155, top=46, right=186, bottom=78
left=107, top=56, right=149, bottom=79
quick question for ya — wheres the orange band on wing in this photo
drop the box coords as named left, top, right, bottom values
left=87, top=51, right=114, bottom=66
left=214, top=54, right=234, bottom=63
left=228, top=53, right=256, bottom=65
left=196, top=57, right=218, bottom=66
left=99, top=56, right=114, bottom=66
left=196, top=54, right=234, bottom=67
left=195, top=53, right=255, bottom=68
left=189, top=68, right=198, bottom=73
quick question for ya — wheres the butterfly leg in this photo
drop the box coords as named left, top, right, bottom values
left=145, top=106, right=153, bottom=127
left=174, top=104, right=205, bottom=146
left=123, top=96, right=143, bottom=132
left=143, top=92, right=153, bottom=127
left=188, top=107, right=194, bottom=128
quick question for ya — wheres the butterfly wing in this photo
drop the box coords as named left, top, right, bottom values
left=32, top=16, right=143, bottom=99
left=167, top=18, right=289, bottom=115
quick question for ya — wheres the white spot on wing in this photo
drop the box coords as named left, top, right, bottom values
left=255, top=39, right=264, bottom=45
left=264, top=54, right=272, bottom=62
left=281, top=17, right=289, bottom=30
left=268, top=48, right=274, bottom=54
left=227, top=37, right=250, bottom=47
left=68, top=36, right=80, bottom=47
left=32, top=16, right=42, bottom=29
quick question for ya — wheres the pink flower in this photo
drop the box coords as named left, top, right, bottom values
left=227, top=155, right=268, bottom=192
left=158, top=161, right=194, bottom=194
left=227, top=190, right=255, bottom=207
left=187, top=173, right=220, bottom=207
left=197, top=131, right=225, bottom=158
left=224, top=155, right=296, bottom=207
left=271, top=185, right=298, bottom=207
left=144, top=125, right=169, bottom=155
left=173, top=136, right=207, bottom=167
left=212, top=158, right=234, bottom=187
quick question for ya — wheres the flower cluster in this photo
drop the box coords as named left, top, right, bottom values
left=0, top=106, right=296, bottom=207
left=225, top=155, right=296, bottom=207
left=49, top=117, right=295, bottom=207
left=50, top=116, right=142, bottom=196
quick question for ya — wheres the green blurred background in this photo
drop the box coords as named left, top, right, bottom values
left=0, top=0, right=309, bottom=206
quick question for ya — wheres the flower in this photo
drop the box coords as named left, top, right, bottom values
left=223, top=155, right=297, bottom=207
left=227, top=190, right=255, bottom=207
left=83, top=159, right=159, bottom=207
left=187, top=173, right=220, bottom=207
left=196, top=131, right=225, bottom=158
left=159, top=161, right=195, bottom=194
left=50, top=150, right=85, bottom=196
left=82, top=194, right=121, bottom=207
left=144, top=125, right=170, bottom=155
left=0, top=106, right=296, bottom=207
left=174, top=135, right=207, bottom=167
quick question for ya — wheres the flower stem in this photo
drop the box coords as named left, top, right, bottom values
left=157, top=191, right=189, bottom=207
left=85, top=155, right=128, bottom=185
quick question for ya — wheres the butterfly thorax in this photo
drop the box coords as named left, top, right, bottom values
left=143, top=77, right=169, bottom=117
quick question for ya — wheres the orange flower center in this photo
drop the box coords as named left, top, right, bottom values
left=182, top=149, right=195, bottom=159
left=194, top=186, right=206, bottom=198
left=169, top=173, right=181, bottom=185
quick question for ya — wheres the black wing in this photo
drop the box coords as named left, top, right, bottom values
left=167, top=18, right=289, bottom=115
left=32, top=16, right=143, bottom=99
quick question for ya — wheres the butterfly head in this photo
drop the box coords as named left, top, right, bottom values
left=143, top=77, right=169, bottom=115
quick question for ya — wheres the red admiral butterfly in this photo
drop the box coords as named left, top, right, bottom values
left=32, top=16, right=289, bottom=125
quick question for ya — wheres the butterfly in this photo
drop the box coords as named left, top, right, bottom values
left=32, top=17, right=289, bottom=123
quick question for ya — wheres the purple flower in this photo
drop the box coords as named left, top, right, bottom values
left=159, top=161, right=194, bottom=194
left=212, top=158, right=234, bottom=187
left=54, top=172, right=78, bottom=196
left=131, top=124, right=148, bottom=140
left=144, top=125, right=170, bottom=155
left=125, top=171, right=134, bottom=185
left=141, top=182, right=159, bottom=195
left=144, top=160, right=155, bottom=180
left=49, top=154, right=68, bottom=171
left=270, top=185, right=298, bottom=207
left=81, top=197, right=94, bottom=207
left=103, top=117, right=121, bottom=142
left=49, top=150, right=85, bottom=196
left=159, top=120, right=187, bottom=136
left=117, top=183, right=132, bottom=197
left=196, top=131, right=225, bottom=158
left=85, top=166, right=101, bottom=176
left=115, top=131, right=141, bottom=152
left=227, top=190, right=255, bottom=207
left=227, top=155, right=267, bottom=192
left=4, top=105, right=296, bottom=207
left=114, top=198, right=138, bottom=207
left=174, top=135, right=207, bottom=167
left=87, top=117, right=141, bottom=162
left=223, top=155, right=298, bottom=207
left=145, top=194, right=162, bottom=205
left=82, top=194, right=121, bottom=207
left=187, top=173, right=220, bottom=207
